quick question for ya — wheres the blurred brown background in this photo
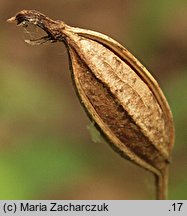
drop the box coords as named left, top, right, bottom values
left=0, top=0, right=186, bottom=199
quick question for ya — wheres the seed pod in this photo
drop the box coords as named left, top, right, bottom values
left=7, top=10, right=175, bottom=199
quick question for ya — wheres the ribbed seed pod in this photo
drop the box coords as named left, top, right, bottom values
left=7, top=10, right=174, bottom=199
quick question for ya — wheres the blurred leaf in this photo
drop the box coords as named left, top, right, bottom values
left=0, top=135, right=89, bottom=199
left=130, top=0, right=186, bottom=54
left=0, top=62, right=90, bottom=199
left=0, top=62, right=67, bottom=120
left=170, top=179, right=187, bottom=199
left=165, top=70, right=187, bottom=150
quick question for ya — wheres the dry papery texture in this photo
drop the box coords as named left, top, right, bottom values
left=7, top=10, right=174, bottom=199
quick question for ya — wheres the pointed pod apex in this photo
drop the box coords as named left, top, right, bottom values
left=7, top=16, right=16, bottom=24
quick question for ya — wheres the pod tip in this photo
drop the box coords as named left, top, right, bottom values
left=7, top=16, right=16, bottom=24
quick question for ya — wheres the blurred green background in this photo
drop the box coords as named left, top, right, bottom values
left=0, top=0, right=186, bottom=199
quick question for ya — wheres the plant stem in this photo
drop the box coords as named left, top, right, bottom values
left=155, top=164, right=169, bottom=200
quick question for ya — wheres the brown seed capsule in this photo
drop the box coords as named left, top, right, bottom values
left=7, top=10, right=175, bottom=199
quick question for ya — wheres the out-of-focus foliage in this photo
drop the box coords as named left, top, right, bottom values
left=0, top=0, right=186, bottom=199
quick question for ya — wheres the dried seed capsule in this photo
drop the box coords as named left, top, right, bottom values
left=7, top=10, right=175, bottom=199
